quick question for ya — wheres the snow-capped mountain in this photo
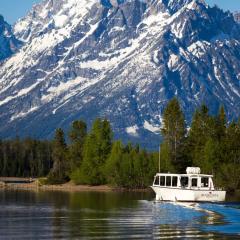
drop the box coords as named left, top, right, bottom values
left=0, top=0, right=239, bottom=149
left=0, top=15, right=21, bottom=61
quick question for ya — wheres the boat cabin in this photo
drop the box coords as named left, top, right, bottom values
left=151, top=167, right=225, bottom=202
left=153, top=167, right=214, bottom=190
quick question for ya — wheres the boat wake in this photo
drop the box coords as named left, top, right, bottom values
left=150, top=200, right=240, bottom=237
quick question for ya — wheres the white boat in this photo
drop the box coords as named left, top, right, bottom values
left=151, top=167, right=226, bottom=202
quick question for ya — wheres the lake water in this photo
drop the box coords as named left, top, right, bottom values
left=0, top=190, right=239, bottom=239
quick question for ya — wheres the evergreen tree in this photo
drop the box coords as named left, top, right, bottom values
left=188, top=105, right=227, bottom=176
left=104, top=140, right=124, bottom=186
left=159, top=142, right=175, bottom=173
left=189, top=105, right=210, bottom=144
left=161, top=98, right=187, bottom=171
left=217, top=106, right=226, bottom=138
left=101, top=119, right=113, bottom=158
left=68, top=120, right=87, bottom=171
left=76, top=119, right=113, bottom=185
left=217, top=120, right=240, bottom=190
left=80, top=133, right=101, bottom=185
left=188, top=105, right=212, bottom=167
left=48, top=128, right=69, bottom=184
left=134, top=149, right=155, bottom=188
left=202, top=138, right=219, bottom=174
left=105, top=143, right=157, bottom=189
left=0, top=107, right=239, bottom=191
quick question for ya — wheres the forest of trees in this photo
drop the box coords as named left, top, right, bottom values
left=0, top=99, right=239, bottom=190
left=159, top=99, right=240, bottom=191
left=0, top=138, right=52, bottom=177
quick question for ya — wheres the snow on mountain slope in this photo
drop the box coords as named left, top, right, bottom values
left=14, top=0, right=97, bottom=42
left=0, top=0, right=239, bottom=149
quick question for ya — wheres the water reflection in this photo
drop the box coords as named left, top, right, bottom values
left=0, top=190, right=239, bottom=239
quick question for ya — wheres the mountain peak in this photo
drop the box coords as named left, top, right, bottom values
left=161, top=0, right=207, bottom=13
left=0, top=0, right=240, bottom=149
left=14, top=0, right=97, bottom=41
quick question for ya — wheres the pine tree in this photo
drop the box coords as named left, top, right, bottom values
left=161, top=98, right=186, bottom=171
left=218, top=106, right=226, bottom=132
left=188, top=105, right=212, bottom=167
left=68, top=120, right=87, bottom=171
left=189, top=105, right=210, bottom=144
left=202, top=138, right=219, bottom=174
left=159, top=142, right=175, bottom=172
left=188, top=105, right=228, bottom=175
left=48, top=128, right=69, bottom=184
left=77, top=119, right=113, bottom=185
left=104, top=140, right=124, bottom=186
left=134, top=149, right=154, bottom=188
left=218, top=120, right=240, bottom=190
left=119, top=149, right=133, bottom=188
left=101, top=119, right=113, bottom=159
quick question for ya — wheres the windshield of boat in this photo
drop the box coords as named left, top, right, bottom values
left=160, top=176, right=165, bottom=186
left=154, top=175, right=178, bottom=187
left=154, top=176, right=159, bottom=185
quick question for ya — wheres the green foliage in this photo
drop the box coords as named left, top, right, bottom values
left=159, top=142, right=176, bottom=173
left=158, top=102, right=240, bottom=191
left=0, top=138, right=52, bottom=177
left=104, top=141, right=124, bottom=186
left=73, top=119, right=113, bottom=185
left=104, top=142, right=157, bottom=188
left=47, top=128, right=69, bottom=184
left=161, top=98, right=188, bottom=171
left=201, top=138, right=219, bottom=174
left=70, top=168, right=83, bottom=185
left=188, top=105, right=218, bottom=169
left=0, top=101, right=239, bottom=191
left=38, top=177, right=48, bottom=185
left=217, top=164, right=240, bottom=191
left=68, top=120, right=87, bottom=171
left=185, top=105, right=240, bottom=190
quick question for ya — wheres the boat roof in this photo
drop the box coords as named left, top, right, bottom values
left=155, top=173, right=213, bottom=177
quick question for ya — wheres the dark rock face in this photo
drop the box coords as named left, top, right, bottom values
left=0, top=0, right=239, bottom=149
left=234, top=12, right=240, bottom=23
left=0, top=15, right=21, bottom=61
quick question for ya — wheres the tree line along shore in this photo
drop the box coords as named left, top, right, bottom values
left=0, top=98, right=239, bottom=191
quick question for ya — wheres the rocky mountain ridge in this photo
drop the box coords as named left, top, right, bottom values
left=0, top=0, right=239, bottom=149
left=0, top=15, right=21, bottom=61
left=234, top=12, right=240, bottom=23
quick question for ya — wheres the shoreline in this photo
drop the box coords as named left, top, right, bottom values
left=0, top=177, right=151, bottom=193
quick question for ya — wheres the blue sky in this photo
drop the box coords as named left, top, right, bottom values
left=0, top=0, right=239, bottom=24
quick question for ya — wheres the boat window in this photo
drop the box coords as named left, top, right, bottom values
left=154, top=176, right=160, bottom=185
left=172, top=176, right=178, bottom=187
left=201, top=177, right=209, bottom=187
left=191, top=178, right=198, bottom=187
left=180, top=177, right=189, bottom=187
left=160, top=176, right=165, bottom=186
left=166, top=176, right=171, bottom=186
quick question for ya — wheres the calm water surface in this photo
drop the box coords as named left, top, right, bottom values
left=0, top=190, right=239, bottom=239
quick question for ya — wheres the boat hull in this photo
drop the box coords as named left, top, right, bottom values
left=151, top=186, right=226, bottom=202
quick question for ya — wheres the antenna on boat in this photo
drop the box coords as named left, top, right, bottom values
left=158, top=144, right=161, bottom=173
